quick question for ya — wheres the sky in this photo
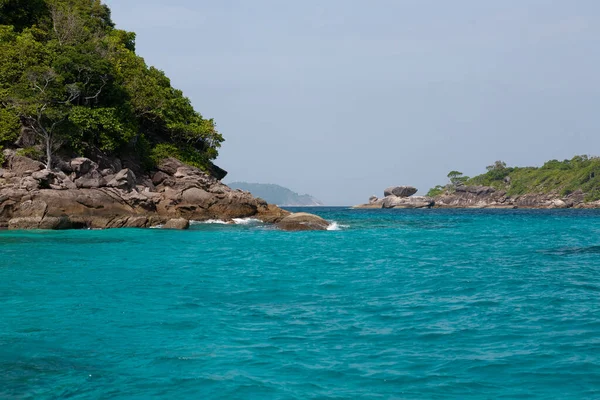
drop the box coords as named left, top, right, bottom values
left=104, top=0, right=600, bottom=205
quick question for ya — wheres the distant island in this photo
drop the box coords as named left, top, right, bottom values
left=228, top=182, right=323, bottom=206
left=427, top=156, right=600, bottom=208
left=354, top=156, right=600, bottom=209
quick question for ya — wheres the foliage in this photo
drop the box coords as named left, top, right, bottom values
left=428, top=156, right=600, bottom=202
left=0, top=0, right=223, bottom=170
left=0, top=107, right=20, bottom=144
left=446, top=170, right=469, bottom=186
left=150, top=143, right=208, bottom=171
left=427, top=185, right=446, bottom=197
left=16, top=146, right=43, bottom=160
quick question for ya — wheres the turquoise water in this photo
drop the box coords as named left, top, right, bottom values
left=1, top=208, right=600, bottom=399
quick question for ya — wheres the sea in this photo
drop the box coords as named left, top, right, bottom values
left=1, top=207, right=599, bottom=399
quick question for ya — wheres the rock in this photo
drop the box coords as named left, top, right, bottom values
left=0, top=155, right=293, bottom=230
left=70, top=158, right=97, bottom=178
left=15, top=199, right=47, bottom=218
left=75, top=176, right=106, bottom=189
left=548, top=199, right=568, bottom=209
left=157, top=158, right=185, bottom=176
left=276, top=212, right=329, bottom=231
left=181, top=187, right=212, bottom=205
left=369, top=195, right=379, bottom=204
left=31, top=170, right=56, bottom=188
left=256, top=204, right=291, bottom=223
left=107, top=168, right=136, bottom=191
left=384, top=186, right=418, bottom=198
left=20, top=176, right=40, bottom=191
left=456, top=185, right=496, bottom=196
left=8, top=215, right=71, bottom=230
left=382, top=195, right=434, bottom=209
left=207, top=162, right=228, bottom=180
left=152, top=171, right=170, bottom=186
left=163, top=218, right=190, bottom=230
left=9, top=156, right=44, bottom=176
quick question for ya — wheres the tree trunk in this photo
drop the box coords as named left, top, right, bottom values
left=45, top=134, right=52, bottom=170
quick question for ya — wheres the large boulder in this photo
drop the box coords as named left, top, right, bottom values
left=207, top=162, right=227, bottom=181
left=69, top=157, right=97, bottom=178
left=75, top=170, right=106, bottom=189
left=382, top=195, right=434, bottom=209
left=384, top=186, right=418, bottom=198
left=277, top=212, right=329, bottom=231
left=107, top=168, right=136, bottom=191
left=9, top=156, right=44, bottom=176
left=163, top=218, right=190, bottom=230
left=31, top=169, right=56, bottom=188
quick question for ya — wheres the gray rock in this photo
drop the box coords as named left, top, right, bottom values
left=20, top=176, right=40, bottom=191
left=163, top=218, right=190, bottom=230
left=70, top=158, right=97, bottom=178
left=181, top=187, right=212, bottom=205
left=384, top=186, right=418, bottom=198
left=382, top=195, right=434, bottom=209
left=75, top=176, right=106, bottom=189
left=152, top=171, right=170, bottom=186
left=31, top=169, right=56, bottom=188
left=107, top=168, right=136, bottom=191
left=9, top=156, right=44, bottom=176
left=157, top=158, right=185, bottom=175
left=369, top=195, right=379, bottom=204
left=277, top=212, right=329, bottom=231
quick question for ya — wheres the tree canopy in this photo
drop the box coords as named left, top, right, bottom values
left=0, top=0, right=223, bottom=170
left=427, top=156, right=600, bottom=202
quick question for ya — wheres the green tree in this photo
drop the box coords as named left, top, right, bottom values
left=447, top=170, right=468, bottom=186
left=0, top=0, right=224, bottom=172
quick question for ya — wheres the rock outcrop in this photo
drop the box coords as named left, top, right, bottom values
left=354, top=185, right=433, bottom=209
left=276, top=212, right=329, bottom=231
left=382, top=196, right=435, bottom=209
left=383, top=186, right=418, bottom=198
left=0, top=155, right=318, bottom=230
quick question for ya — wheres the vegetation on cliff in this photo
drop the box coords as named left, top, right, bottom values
left=0, top=0, right=222, bottom=171
left=428, top=156, right=600, bottom=202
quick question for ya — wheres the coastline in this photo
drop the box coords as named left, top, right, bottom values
left=0, top=155, right=329, bottom=231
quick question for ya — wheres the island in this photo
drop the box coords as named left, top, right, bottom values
left=353, top=157, right=600, bottom=210
left=227, top=182, right=323, bottom=206
left=427, top=157, right=600, bottom=209
left=0, top=0, right=328, bottom=231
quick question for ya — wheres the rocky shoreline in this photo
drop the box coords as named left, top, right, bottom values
left=433, top=185, right=600, bottom=209
left=353, top=186, right=434, bottom=209
left=0, top=153, right=330, bottom=231
left=354, top=184, right=600, bottom=210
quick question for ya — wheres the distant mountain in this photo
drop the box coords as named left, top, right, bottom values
left=228, top=182, right=324, bottom=206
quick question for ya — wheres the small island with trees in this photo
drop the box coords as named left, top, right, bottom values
left=427, top=156, right=600, bottom=208
left=354, top=156, right=600, bottom=210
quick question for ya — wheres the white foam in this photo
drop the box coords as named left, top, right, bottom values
left=232, top=217, right=262, bottom=225
left=191, top=219, right=228, bottom=225
left=327, top=221, right=349, bottom=231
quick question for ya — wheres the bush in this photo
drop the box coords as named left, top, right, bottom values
left=16, top=146, right=43, bottom=160
left=150, top=143, right=208, bottom=171
left=427, top=185, right=446, bottom=197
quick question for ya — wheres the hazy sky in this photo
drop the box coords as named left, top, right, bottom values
left=104, top=0, right=600, bottom=205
